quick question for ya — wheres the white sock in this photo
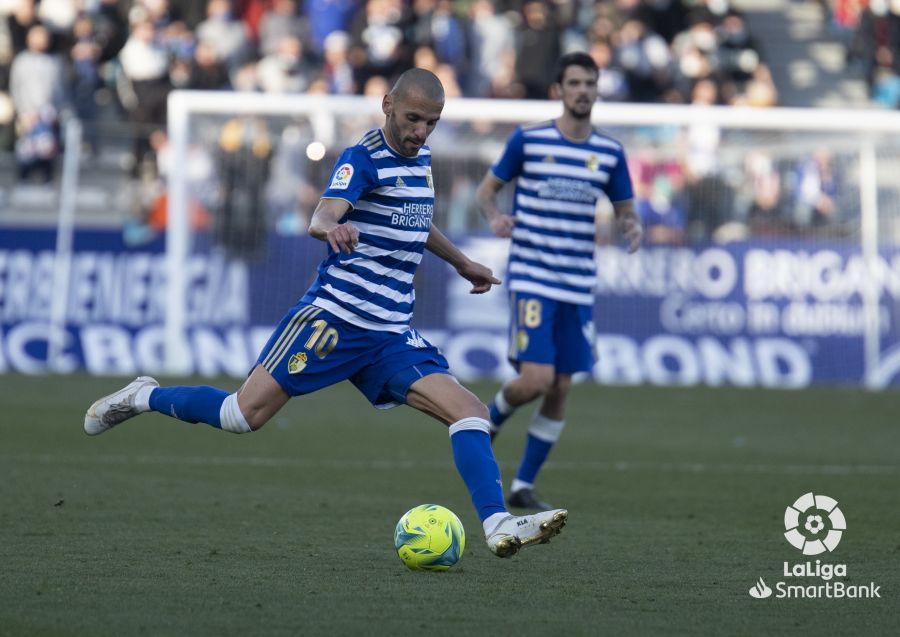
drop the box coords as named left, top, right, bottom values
left=511, top=478, right=534, bottom=493
left=493, top=387, right=512, bottom=415
left=219, top=393, right=252, bottom=433
left=483, top=511, right=510, bottom=536
left=134, top=386, right=155, bottom=412
left=528, top=413, right=565, bottom=443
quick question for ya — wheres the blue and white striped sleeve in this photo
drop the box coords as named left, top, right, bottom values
left=490, top=127, right=525, bottom=183
left=321, top=146, right=378, bottom=208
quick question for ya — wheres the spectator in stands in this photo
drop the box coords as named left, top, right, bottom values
left=322, top=30, right=355, bottom=94
left=9, top=24, right=65, bottom=181
left=188, top=39, right=231, bottom=91
left=670, top=14, right=718, bottom=101
left=37, top=0, right=77, bottom=44
left=488, top=49, right=526, bottom=99
left=90, top=0, right=129, bottom=63
left=159, top=19, right=195, bottom=63
left=1, top=7, right=14, bottom=96
left=710, top=10, right=779, bottom=107
left=70, top=14, right=102, bottom=154
left=237, top=0, right=275, bottom=43
left=681, top=78, right=735, bottom=241
left=641, top=0, right=689, bottom=44
left=348, top=0, right=410, bottom=89
left=717, top=11, right=760, bottom=80
left=466, top=0, right=514, bottom=97
left=590, top=38, right=629, bottom=102
left=168, top=0, right=207, bottom=32
left=259, top=0, right=308, bottom=57
left=215, top=116, right=273, bottom=259
left=196, top=0, right=251, bottom=70
left=305, top=0, right=361, bottom=57
left=744, top=150, right=788, bottom=236
left=850, top=0, right=900, bottom=102
left=411, top=0, right=469, bottom=87
left=118, top=18, right=170, bottom=176
left=267, top=123, right=320, bottom=234
left=257, top=35, right=314, bottom=93
left=821, top=0, right=865, bottom=45
left=6, top=0, right=40, bottom=56
left=0, top=92, right=13, bottom=152
left=515, top=0, right=562, bottom=99
left=791, top=148, right=843, bottom=228
left=136, top=0, right=176, bottom=31
left=632, top=153, right=687, bottom=245
left=616, top=17, right=671, bottom=102
left=731, top=66, right=779, bottom=107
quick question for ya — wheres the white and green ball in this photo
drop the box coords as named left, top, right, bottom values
left=394, top=504, right=465, bottom=571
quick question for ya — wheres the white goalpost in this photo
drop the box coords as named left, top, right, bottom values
left=166, top=91, right=900, bottom=389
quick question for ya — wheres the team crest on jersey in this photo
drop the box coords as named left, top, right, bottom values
left=517, top=330, right=529, bottom=352
left=425, top=166, right=434, bottom=190
left=288, top=352, right=308, bottom=374
left=586, top=154, right=600, bottom=172
left=330, top=163, right=353, bottom=189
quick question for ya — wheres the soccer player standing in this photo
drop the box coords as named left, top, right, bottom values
left=84, top=69, right=567, bottom=558
left=476, top=52, right=643, bottom=511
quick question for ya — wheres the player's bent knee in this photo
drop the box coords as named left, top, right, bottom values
left=549, top=374, right=573, bottom=397
left=468, top=399, right=490, bottom=422
left=521, top=372, right=555, bottom=398
left=453, top=384, right=490, bottom=422
left=439, top=389, right=490, bottom=424
left=220, top=393, right=254, bottom=433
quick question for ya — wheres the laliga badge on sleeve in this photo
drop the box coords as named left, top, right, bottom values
left=330, top=163, right=354, bottom=189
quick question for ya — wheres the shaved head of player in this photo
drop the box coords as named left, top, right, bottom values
left=382, top=68, right=445, bottom=157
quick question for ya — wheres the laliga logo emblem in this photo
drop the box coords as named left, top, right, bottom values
left=784, top=492, right=846, bottom=555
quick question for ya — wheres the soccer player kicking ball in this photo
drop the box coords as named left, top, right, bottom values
left=84, top=69, right=566, bottom=558
left=475, top=52, right=643, bottom=511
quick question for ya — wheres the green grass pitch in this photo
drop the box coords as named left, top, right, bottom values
left=1, top=375, right=898, bottom=636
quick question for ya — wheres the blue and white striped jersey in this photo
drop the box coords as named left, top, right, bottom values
left=491, top=121, right=633, bottom=306
left=302, top=128, right=434, bottom=332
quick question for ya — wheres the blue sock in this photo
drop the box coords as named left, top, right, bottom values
left=488, top=401, right=509, bottom=427
left=149, top=386, right=228, bottom=429
left=516, top=433, right=554, bottom=485
left=450, top=426, right=507, bottom=522
left=488, top=388, right=513, bottom=427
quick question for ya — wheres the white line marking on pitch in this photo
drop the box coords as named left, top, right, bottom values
left=3, top=453, right=896, bottom=475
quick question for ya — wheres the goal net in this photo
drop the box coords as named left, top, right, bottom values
left=164, top=92, right=900, bottom=389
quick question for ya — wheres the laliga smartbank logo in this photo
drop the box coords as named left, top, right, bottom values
left=748, top=492, right=881, bottom=600
left=783, top=492, right=844, bottom=555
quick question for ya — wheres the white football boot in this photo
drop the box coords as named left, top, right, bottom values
left=84, top=376, right=159, bottom=436
left=485, top=509, right=568, bottom=558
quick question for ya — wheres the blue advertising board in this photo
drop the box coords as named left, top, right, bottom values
left=1, top=228, right=898, bottom=388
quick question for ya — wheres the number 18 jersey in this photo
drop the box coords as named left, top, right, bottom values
left=491, top=120, right=633, bottom=307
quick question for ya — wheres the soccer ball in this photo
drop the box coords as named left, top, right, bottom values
left=394, top=504, right=465, bottom=571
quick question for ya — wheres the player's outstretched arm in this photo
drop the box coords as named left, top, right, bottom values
left=426, top=225, right=501, bottom=294
left=308, top=198, right=357, bottom=254
left=612, top=198, right=643, bottom=253
left=475, top=173, right=515, bottom=238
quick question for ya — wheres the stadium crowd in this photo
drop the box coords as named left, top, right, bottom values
left=0, top=0, right=871, bottom=243
left=819, top=0, right=900, bottom=109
